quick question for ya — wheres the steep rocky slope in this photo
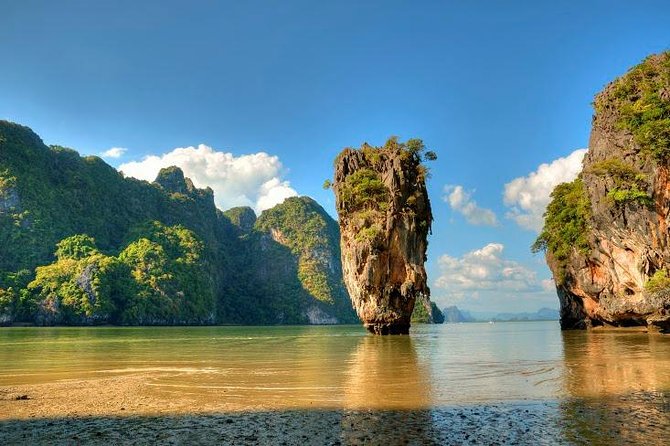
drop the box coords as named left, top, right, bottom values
left=0, top=120, right=353, bottom=325
left=332, top=138, right=434, bottom=334
left=536, top=52, right=670, bottom=331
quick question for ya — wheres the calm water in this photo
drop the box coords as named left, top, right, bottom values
left=1, top=321, right=669, bottom=409
left=2, top=321, right=670, bottom=444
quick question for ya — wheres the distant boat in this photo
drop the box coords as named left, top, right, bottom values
left=488, top=321, right=494, bottom=324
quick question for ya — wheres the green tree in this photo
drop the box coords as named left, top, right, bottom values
left=118, top=222, right=214, bottom=324
left=532, top=178, right=591, bottom=284
left=55, top=234, right=99, bottom=260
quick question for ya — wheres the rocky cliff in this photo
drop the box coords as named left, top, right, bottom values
left=537, top=52, right=670, bottom=332
left=332, top=138, right=434, bottom=334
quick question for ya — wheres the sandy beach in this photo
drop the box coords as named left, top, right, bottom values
left=2, top=373, right=669, bottom=445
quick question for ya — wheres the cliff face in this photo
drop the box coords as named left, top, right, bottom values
left=333, top=138, right=433, bottom=334
left=539, top=52, right=670, bottom=331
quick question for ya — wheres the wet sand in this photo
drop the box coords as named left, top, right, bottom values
left=1, top=374, right=669, bottom=445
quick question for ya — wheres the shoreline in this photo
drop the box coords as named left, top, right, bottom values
left=2, top=374, right=668, bottom=445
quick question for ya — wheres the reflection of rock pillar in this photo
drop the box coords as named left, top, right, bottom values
left=561, top=331, right=669, bottom=397
left=343, top=335, right=431, bottom=409
left=340, top=335, right=434, bottom=443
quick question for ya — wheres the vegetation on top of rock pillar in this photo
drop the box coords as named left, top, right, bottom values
left=595, top=51, right=670, bottom=162
left=333, top=137, right=436, bottom=244
left=532, top=177, right=591, bottom=284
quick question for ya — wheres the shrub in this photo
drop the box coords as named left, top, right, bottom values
left=338, top=168, right=389, bottom=212
left=596, top=52, right=670, bottom=161
left=645, top=269, right=670, bottom=293
left=532, top=178, right=591, bottom=284
left=588, top=158, right=652, bottom=206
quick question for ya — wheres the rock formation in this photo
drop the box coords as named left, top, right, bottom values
left=333, top=138, right=433, bottom=334
left=537, top=52, right=670, bottom=331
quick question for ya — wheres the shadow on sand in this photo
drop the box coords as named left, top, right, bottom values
left=2, top=393, right=669, bottom=446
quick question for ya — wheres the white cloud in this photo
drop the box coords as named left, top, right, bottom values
left=101, top=147, right=127, bottom=158
left=434, top=243, right=546, bottom=303
left=443, top=185, right=498, bottom=226
left=118, top=144, right=298, bottom=212
left=541, top=278, right=555, bottom=292
left=503, top=148, right=587, bottom=232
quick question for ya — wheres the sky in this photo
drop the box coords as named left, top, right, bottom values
left=1, top=0, right=669, bottom=313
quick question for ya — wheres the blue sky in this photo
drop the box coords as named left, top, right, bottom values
left=2, top=0, right=669, bottom=312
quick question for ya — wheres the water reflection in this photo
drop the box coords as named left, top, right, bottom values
left=559, top=331, right=670, bottom=444
left=341, top=335, right=435, bottom=444
left=561, top=330, right=670, bottom=398
left=343, top=334, right=431, bottom=409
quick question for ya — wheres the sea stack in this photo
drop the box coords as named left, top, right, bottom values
left=536, top=51, right=670, bottom=332
left=332, top=137, right=434, bottom=334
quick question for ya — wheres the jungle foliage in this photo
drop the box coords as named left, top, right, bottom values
left=596, top=51, right=670, bottom=162
left=532, top=178, right=592, bottom=284
left=0, top=120, right=356, bottom=326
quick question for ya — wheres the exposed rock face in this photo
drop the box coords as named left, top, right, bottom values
left=542, top=52, right=670, bottom=331
left=333, top=139, right=433, bottom=334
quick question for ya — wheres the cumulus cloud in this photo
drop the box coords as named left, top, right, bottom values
left=503, top=149, right=587, bottom=232
left=118, top=144, right=298, bottom=212
left=101, top=147, right=127, bottom=158
left=541, top=278, right=555, bottom=292
left=434, top=243, right=541, bottom=300
left=443, top=185, right=498, bottom=226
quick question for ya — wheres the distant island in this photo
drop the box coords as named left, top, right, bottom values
left=442, top=306, right=559, bottom=323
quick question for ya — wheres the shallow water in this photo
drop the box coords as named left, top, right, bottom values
left=1, top=322, right=669, bottom=407
left=1, top=322, right=669, bottom=444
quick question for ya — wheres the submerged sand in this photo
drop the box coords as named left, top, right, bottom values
left=1, top=374, right=669, bottom=445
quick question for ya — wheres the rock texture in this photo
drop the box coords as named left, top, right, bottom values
left=542, top=52, right=670, bottom=331
left=333, top=139, right=433, bottom=334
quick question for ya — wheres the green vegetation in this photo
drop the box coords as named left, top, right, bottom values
left=645, top=269, right=670, bottom=293
left=354, top=224, right=383, bottom=244
left=336, top=137, right=435, bottom=243
left=607, top=187, right=652, bottom=206
left=0, top=120, right=356, bottom=326
left=338, top=168, right=389, bottom=212
left=532, top=178, right=591, bottom=284
left=16, top=223, right=214, bottom=325
left=255, top=197, right=349, bottom=310
left=588, top=158, right=653, bottom=206
left=411, top=299, right=444, bottom=324
left=596, top=51, right=670, bottom=162
left=55, top=234, right=99, bottom=260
